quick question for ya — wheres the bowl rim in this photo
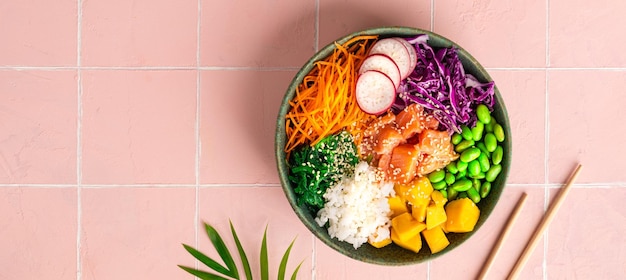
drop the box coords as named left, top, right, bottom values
left=275, top=26, right=512, bottom=265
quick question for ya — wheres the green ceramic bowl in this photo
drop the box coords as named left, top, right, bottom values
left=275, top=26, right=511, bottom=265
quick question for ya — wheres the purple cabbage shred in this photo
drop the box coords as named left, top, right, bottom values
left=393, top=35, right=496, bottom=134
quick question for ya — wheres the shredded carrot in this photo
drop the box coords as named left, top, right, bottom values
left=285, top=35, right=378, bottom=156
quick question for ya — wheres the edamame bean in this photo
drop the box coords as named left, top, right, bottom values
left=452, top=179, right=473, bottom=192
left=471, top=121, right=484, bottom=141
left=485, top=120, right=495, bottom=132
left=432, top=180, right=447, bottom=190
left=492, top=145, right=503, bottom=165
left=476, top=104, right=492, bottom=124
left=458, top=191, right=468, bottom=199
left=472, top=178, right=481, bottom=192
left=445, top=172, right=456, bottom=185
left=485, top=164, right=502, bottom=182
left=456, top=170, right=467, bottom=180
left=484, top=133, right=497, bottom=152
left=451, top=133, right=463, bottom=145
left=428, top=169, right=446, bottom=183
left=456, top=161, right=468, bottom=172
left=494, top=123, right=505, bottom=142
left=440, top=189, right=448, bottom=199
left=447, top=187, right=458, bottom=200
left=467, top=187, right=481, bottom=204
left=455, top=139, right=475, bottom=153
left=478, top=153, right=490, bottom=172
left=460, top=147, right=481, bottom=163
left=446, top=162, right=458, bottom=174
left=476, top=142, right=491, bottom=158
left=461, top=125, right=473, bottom=141
left=470, top=172, right=485, bottom=179
left=468, top=160, right=481, bottom=177
left=480, top=181, right=491, bottom=198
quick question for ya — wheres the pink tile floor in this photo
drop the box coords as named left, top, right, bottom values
left=1, top=0, right=625, bottom=279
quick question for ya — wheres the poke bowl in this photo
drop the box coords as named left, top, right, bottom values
left=275, top=26, right=511, bottom=265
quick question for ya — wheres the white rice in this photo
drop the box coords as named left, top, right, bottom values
left=315, top=161, right=394, bottom=249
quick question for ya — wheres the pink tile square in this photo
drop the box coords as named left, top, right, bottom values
left=81, top=70, right=196, bottom=184
left=82, top=0, right=196, bottom=66
left=314, top=242, right=427, bottom=279
left=434, top=0, right=546, bottom=67
left=548, top=71, right=626, bottom=184
left=199, top=70, right=293, bottom=184
left=318, top=0, right=431, bottom=48
left=489, top=71, right=546, bottom=184
left=547, top=187, right=626, bottom=279
left=197, top=187, right=313, bottom=279
left=0, top=187, right=77, bottom=279
left=550, top=0, right=626, bottom=67
left=0, top=70, right=77, bottom=184
left=430, top=187, right=546, bottom=280
left=200, top=0, right=316, bottom=67
left=81, top=187, right=196, bottom=280
left=0, top=0, right=77, bottom=66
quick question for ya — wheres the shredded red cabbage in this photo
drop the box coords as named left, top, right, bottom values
left=392, top=34, right=495, bottom=133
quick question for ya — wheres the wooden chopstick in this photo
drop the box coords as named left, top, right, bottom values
left=507, top=163, right=583, bottom=280
left=477, top=192, right=528, bottom=280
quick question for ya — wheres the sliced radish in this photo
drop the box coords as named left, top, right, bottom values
left=368, top=38, right=412, bottom=79
left=394, top=38, right=417, bottom=75
left=358, top=54, right=402, bottom=89
left=355, top=70, right=396, bottom=115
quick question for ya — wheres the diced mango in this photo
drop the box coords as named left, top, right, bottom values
left=388, top=196, right=408, bottom=218
left=411, top=202, right=428, bottom=222
left=391, top=227, right=423, bottom=253
left=394, top=183, right=411, bottom=202
left=368, top=237, right=392, bottom=248
left=406, top=177, right=433, bottom=206
left=391, top=212, right=426, bottom=242
left=421, top=225, right=450, bottom=254
left=440, top=221, right=448, bottom=233
left=426, top=202, right=447, bottom=230
left=445, top=198, right=480, bottom=233
left=431, top=190, right=447, bottom=207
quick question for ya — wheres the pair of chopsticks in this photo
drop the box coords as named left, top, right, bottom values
left=477, top=163, right=583, bottom=280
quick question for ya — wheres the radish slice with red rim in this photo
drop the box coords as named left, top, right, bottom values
left=358, top=54, right=402, bottom=89
left=368, top=38, right=412, bottom=79
left=394, top=38, right=417, bottom=75
left=355, top=70, right=396, bottom=115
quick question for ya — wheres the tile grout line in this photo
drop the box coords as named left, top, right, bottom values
left=311, top=236, right=316, bottom=280
left=430, top=0, right=435, bottom=32
left=543, top=0, right=551, bottom=274
left=76, top=0, right=83, bottom=279
left=195, top=0, right=202, bottom=276
left=314, top=0, right=319, bottom=53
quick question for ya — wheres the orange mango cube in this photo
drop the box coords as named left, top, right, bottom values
left=391, top=212, right=426, bottom=242
left=445, top=198, right=480, bottom=233
left=391, top=227, right=423, bottom=253
left=421, top=225, right=450, bottom=254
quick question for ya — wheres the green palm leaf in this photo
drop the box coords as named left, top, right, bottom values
left=181, top=244, right=231, bottom=277
left=290, top=260, right=304, bottom=280
left=260, top=226, right=269, bottom=280
left=205, top=223, right=240, bottom=279
left=278, top=238, right=297, bottom=280
left=230, top=220, right=253, bottom=280
left=178, top=265, right=230, bottom=280
left=179, top=221, right=305, bottom=280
